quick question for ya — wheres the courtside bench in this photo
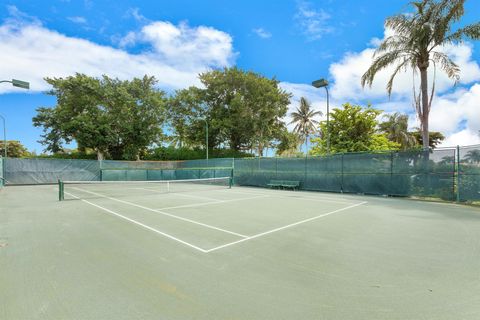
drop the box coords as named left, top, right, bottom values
left=267, top=180, right=300, bottom=190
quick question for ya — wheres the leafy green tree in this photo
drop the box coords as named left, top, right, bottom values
left=167, top=87, right=220, bottom=150
left=379, top=112, right=417, bottom=150
left=167, top=68, right=290, bottom=156
left=290, top=97, right=322, bottom=153
left=410, top=131, right=445, bottom=149
left=362, top=0, right=480, bottom=149
left=0, top=140, right=31, bottom=158
left=199, top=67, right=291, bottom=154
left=310, top=103, right=400, bottom=155
left=276, top=131, right=303, bottom=157
left=33, top=74, right=167, bottom=160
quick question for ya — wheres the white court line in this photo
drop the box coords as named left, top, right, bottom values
left=216, top=188, right=357, bottom=204
left=70, top=187, right=248, bottom=238
left=64, top=191, right=208, bottom=253
left=134, top=187, right=223, bottom=202
left=204, top=201, right=368, bottom=253
left=157, top=195, right=269, bottom=211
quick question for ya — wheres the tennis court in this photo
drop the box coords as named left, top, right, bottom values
left=2, top=179, right=480, bottom=319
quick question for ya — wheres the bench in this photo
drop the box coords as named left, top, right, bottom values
left=267, top=180, right=300, bottom=190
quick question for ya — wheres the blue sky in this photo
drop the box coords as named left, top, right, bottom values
left=0, top=0, right=479, bottom=153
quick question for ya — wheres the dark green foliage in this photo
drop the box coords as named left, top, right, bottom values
left=145, top=146, right=253, bottom=161
left=410, top=131, right=445, bottom=148
left=310, top=103, right=400, bottom=155
left=379, top=113, right=417, bottom=150
left=276, top=131, right=303, bottom=156
left=33, top=74, right=167, bottom=160
left=168, top=67, right=291, bottom=155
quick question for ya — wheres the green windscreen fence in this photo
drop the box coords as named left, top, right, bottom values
left=458, top=144, right=480, bottom=202
left=3, top=145, right=479, bottom=203
left=233, top=148, right=459, bottom=201
left=101, top=168, right=233, bottom=181
left=5, top=158, right=101, bottom=184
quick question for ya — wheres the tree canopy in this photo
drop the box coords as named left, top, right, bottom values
left=310, top=103, right=400, bottom=155
left=168, top=67, right=291, bottom=156
left=379, top=113, right=417, bottom=150
left=0, top=140, right=31, bottom=158
left=33, top=74, right=167, bottom=160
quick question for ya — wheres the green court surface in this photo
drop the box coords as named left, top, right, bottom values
left=1, top=184, right=480, bottom=319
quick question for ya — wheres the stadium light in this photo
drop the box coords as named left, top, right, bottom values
left=0, top=79, right=30, bottom=90
left=312, top=78, right=330, bottom=154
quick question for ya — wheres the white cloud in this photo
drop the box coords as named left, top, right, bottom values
left=67, top=16, right=87, bottom=24
left=281, top=26, right=480, bottom=147
left=329, top=29, right=480, bottom=102
left=321, top=26, right=480, bottom=147
left=0, top=15, right=235, bottom=93
left=439, top=129, right=480, bottom=147
left=252, top=28, right=271, bottom=39
left=124, top=7, right=148, bottom=23
left=429, top=84, right=480, bottom=136
left=294, top=1, right=333, bottom=41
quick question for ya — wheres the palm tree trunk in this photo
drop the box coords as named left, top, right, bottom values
left=305, top=135, right=308, bottom=155
left=420, top=67, right=430, bottom=150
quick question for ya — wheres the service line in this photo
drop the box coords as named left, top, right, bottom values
left=204, top=201, right=368, bottom=253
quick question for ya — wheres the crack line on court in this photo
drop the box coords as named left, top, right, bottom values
left=69, top=187, right=249, bottom=238
left=204, top=201, right=368, bottom=253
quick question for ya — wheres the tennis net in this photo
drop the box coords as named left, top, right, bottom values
left=58, top=177, right=232, bottom=201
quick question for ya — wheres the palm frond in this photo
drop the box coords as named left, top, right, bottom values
left=361, top=50, right=406, bottom=88
left=443, top=23, right=480, bottom=43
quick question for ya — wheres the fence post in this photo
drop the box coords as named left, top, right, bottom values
left=275, top=156, right=278, bottom=180
left=390, top=151, right=394, bottom=195
left=456, top=145, right=460, bottom=203
left=304, top=154, right=307, bottom=190
left=341, top=153, right=344, bottom=193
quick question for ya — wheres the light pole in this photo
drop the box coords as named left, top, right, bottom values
left=312, top=78, right=330, bottom=154
left=1, top=79, right=30, bottom=181
left=0, top=114, right=5, bottom=157
left=200, top=118, right=208, bottom=160
left=0, top=114, right=5, bottom=182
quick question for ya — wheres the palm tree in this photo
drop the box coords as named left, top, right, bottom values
left=464, top=149, right=480, bottom=164
left=289, top=97, right=322, bottom=153
left=379, top=112, right=417, bottom=150
left=362, top=0, right=480, bottom=149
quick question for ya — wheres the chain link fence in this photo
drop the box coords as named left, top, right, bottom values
left=3, top=145, right=479, bottom=203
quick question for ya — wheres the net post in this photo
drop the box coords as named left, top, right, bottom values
left=58, top=179, right=64, bottom=201
left=229, top=168, right=234, bottom=188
